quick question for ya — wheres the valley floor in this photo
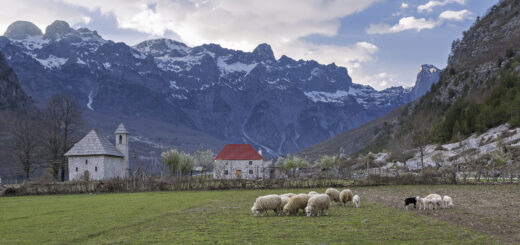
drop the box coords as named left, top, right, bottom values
left=0, top=186, right=512, bottom=244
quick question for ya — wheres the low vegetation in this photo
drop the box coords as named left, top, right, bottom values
left=0, top=187, right=502, bottom=244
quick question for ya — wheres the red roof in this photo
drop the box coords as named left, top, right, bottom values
left=215, top=144, right=264, bottom=160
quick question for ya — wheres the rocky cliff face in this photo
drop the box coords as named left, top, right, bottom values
left=0, top=20, right=419, bottom=157
left=0, top=52, right=33, bottom=112
left=425, top=0, right=520, bottom=106
left=410, top=64, right=440, bottom=101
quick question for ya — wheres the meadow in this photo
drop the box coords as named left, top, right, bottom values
left=0, top=186, right=510, bottom=244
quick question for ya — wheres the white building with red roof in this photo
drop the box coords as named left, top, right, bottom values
left=213, top=144, right=264, bottom=179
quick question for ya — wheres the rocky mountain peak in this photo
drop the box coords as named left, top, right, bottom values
left=252, top=43, right=275, bottom=61
left=411, top=64, right=440, bottom=100
left=43, top=20, right=73, bottom=39
left=418, top=64, right=439, bottom=74
left=3, top=21, right=43, bottom=40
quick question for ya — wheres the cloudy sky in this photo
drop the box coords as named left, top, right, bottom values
left=0, top=0, right=498, bottom=90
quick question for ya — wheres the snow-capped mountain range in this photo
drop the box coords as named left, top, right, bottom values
left=0, top=20, right=439, bottom=157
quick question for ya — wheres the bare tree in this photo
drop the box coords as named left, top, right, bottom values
left=42, top=94, right=83, bottom=181
left=412, top=127, right=431, bottom=170
left=5, top=113, right=43, bottom=180
left=194, top=148, right=214, bottom=176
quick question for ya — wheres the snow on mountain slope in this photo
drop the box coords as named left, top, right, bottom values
left=0, top=20, right=436, bottom=157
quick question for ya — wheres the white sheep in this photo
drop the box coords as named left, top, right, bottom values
left=280, top=195, right=291, bottom=210
left=281, top=193, right=296, bottom=198
left=417, top=197, right=430, bottom=210
left=325, top=188, right=340, bottom=203
left=416, top=196, right=422, bottom=209
left=283, top=194, right=310, bottom=215
left=339, top=189, right=354, bottom=207
left=305, top=194, right=331, bottom=216
left=353, top=195, right=360, bottom=208
left=251, top=194, right=282, bottom=216
left=442, top=195, right=454, bottom=208
left=308, top=191, right=319, bottom=196
left=426, top=194, right=442, bottom=210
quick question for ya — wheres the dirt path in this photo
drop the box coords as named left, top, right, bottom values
left=351, top=185, right=520, bottom=244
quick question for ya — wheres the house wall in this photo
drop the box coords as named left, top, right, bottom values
left=68, top=156, right=106, bottom=181
left=103, top=156, right=125, bottom=179
left=213, top=159, right=263, bottom=180
left=68, top=156, right=124, bottom=180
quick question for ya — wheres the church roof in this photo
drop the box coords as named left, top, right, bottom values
left=215, top=144, right=263, bottom=160
left=114, top=123, right=129, bottom=134
left=64, top=130, right=124, bottom=157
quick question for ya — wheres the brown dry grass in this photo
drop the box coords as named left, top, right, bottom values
left=350, top=185, right=520, bottom=244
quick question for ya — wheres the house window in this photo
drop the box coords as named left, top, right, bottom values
left=119, top=135, right=122, bottom=144
left=76, top=167, right=78, bottom=172
left=225, top=161, right=228, bottom=165
left=85, top=159, right=88, bottom=165
left=224, top=170, right=228, bottom=175
left=249, top=161, right=252, bottom=165
left=249, top=170, right=253, bottom=174
left=95, top=166, right=98, bottom=172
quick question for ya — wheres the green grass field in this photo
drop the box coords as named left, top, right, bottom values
left=0, top=188, right=498, bottom=244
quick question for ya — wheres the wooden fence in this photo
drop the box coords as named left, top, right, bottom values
left=0, top=176, right=354, bottom=196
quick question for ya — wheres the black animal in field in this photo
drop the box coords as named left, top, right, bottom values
left=404, top=197, right=417, bottom=210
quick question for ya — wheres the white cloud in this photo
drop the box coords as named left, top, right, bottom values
left=439, top=9, right=472, bottom=21
left=366, top=8, right=472, bottom=35
left=366, top=17, right=438, bottom=34
left=353, top=70, right=411, bottom=91
left=401, top=2, right=409, bottom=9
left=417, top=0, right=465, bottom=13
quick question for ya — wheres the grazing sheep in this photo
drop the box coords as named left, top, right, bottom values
left=418, top=197, right=430, bottom=210
left=251, top=194, right=282, bottom=216
left=426, top=194, right=442, bottom=210
left=283, top=194, right=310, bottom=215
left=442, top=195, right=454, bottom=208
left=325, top=188, right=340, bottom=203
left=281, top=193, right=296, bottom=198
left=305, top=194, right=331, bottom=216
left=308, top=191, right=319, bottom=196
left=353, top=195, right=360, bottom=208
left=404, top=197, right=417, bottom=210
left=280, top=195, right=291, bottom=210
left=339, top=189, right=354, bottom=207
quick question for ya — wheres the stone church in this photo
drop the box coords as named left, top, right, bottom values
left=64, top=123, right=129, bottom=181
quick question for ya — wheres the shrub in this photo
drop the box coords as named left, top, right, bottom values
left=497, top=56, right=504, bottom=67
left=1, top=187, right=17, bottom=196
left=505, top=48, right=515, bottom=58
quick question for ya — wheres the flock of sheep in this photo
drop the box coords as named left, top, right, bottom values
left=251, top=188, right=360, bottom=217
left=405, top=194, right=454, bottom=210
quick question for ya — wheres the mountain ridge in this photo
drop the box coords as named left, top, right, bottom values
left=0, top=19, right=434, bottom=158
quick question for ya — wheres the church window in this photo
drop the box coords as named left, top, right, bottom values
left=249, top=170, right=253, bottom=174
left=85, top=159, right=88, bottom=165
left=95, top=166, right=98, bottom=172
left=76, top=167, right=78, bottom=172
left=249, top=161, right=253, bottom=165
left=119, top=135, right=122, bottom=144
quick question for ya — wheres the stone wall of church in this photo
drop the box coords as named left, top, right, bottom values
left=103, top=156, right=125, bottom=179
left=68, top=156, right=106, bottom=180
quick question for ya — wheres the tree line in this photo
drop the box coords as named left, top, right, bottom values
left=2, top=94, right=83, bottom=181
